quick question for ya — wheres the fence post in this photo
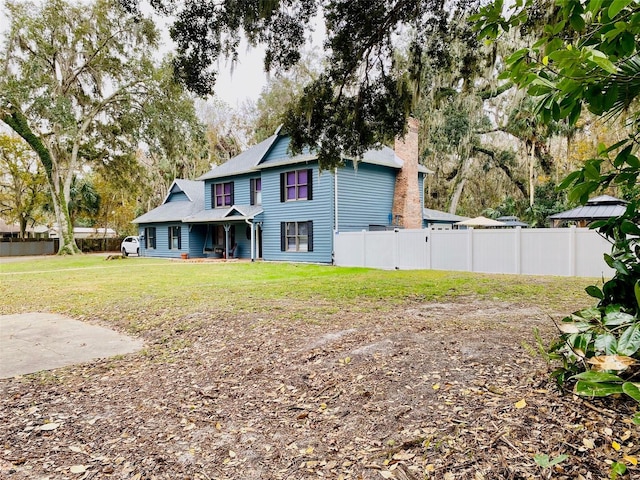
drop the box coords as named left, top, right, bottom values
left=467, top=228, right=474, bottom=272
left=362, top=230, right=367, bottom=267
left=569, top=226, right=576, bottom=276
left=515, top=227, right=522, bottom=274
left=394, top=228, right=399, bottom=270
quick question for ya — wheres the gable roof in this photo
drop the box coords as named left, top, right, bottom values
left=197, top=134, right=279, bottom=181
left=184, top=205, right=263, bottom=223
left=197, top=134, right=431, bottom=179
left=132, top=179, right=205, bottom=224
left=170, top=179, right=203, bottom=204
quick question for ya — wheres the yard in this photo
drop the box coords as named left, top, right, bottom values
left=0, top=256, right=637, bottom=479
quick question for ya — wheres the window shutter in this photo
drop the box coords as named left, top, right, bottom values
left=307, top=221, right=313, bottom=252
left=211, top=184, right=215, bottom=208
left=230, top=182, right=235, bottom=205
left=307, top=169, right=313, bottom=200
left=177, top=227, right=182, bottom=250
left=280, top=173, right=286, bottom=202
left=168, top=227, right=172, bottom=249
left=250, top=178, right=255, bottom=205
left=280, top=222, right=286, bottom=251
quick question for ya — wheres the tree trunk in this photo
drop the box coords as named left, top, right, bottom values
left=528, top=145, right=535, bottom=207
left=2, top=107, right=80, bottom=254
left=448, top=155, right=474, bottom=214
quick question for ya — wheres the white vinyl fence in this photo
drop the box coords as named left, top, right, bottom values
left=333, top=227, right=614, bottom=277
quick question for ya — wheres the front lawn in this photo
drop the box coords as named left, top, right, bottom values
left=1, top=256, right=633, bottom=479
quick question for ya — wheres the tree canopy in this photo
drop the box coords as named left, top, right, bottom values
left=126, top=0, right=488, bottom=167
left=1, top=0, right=210, bottom=253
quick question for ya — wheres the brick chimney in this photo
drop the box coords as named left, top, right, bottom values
left=392, top=117, right=422, bottom=229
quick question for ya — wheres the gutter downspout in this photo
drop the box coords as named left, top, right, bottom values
left=333, top=167, right=338, bottom=265
left=245, top=218, right=255, bottom=262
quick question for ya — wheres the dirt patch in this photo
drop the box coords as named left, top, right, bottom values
left=1, top=299, right=637, bottom=479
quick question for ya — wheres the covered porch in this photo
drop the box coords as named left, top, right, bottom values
left=185, top=205, right=263, bottom=261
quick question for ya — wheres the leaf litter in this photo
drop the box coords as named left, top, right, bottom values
left=1, top=298, right=638, bottom=479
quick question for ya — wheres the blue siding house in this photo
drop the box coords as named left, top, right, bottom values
left=133, top=122, right=429, bottom=263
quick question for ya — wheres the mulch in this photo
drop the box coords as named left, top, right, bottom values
left=1, top=298, right=637, bottom=479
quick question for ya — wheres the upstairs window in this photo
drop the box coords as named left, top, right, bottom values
left=213, top=182, right=234, bottom=208
left=169, top=226, right=181, bottom=250
left=250, top=178, right=262, bottom=205
left=280, top=169, right=312, bottom=202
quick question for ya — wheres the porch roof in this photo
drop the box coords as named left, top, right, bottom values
left=183, top=205, right=264, bottom=223
left=132, top=201, right=200, bottom=224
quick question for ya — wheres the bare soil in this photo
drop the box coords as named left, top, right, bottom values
left=1, top=298, right=637, bottom=479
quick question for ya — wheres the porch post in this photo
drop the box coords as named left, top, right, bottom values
left=256, top=223, right=262, bottom=260
left=250, top=221, right=255, bottom=261
left=224, top=223, right=231, bottom=259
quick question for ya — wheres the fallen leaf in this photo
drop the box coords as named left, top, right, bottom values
left=588, top=355, right=635, bottom=371
left=229, top=450, right=236, bottom=458
left=379, top=471, right=393, bottom=479
left=582, top=438, right=595, bottom=449
left=69, top=465, right=87, bottom=474
left=514, top=399, right=527, bottom=409
left=612, top=441, right=621, bottom=451
left=432, top=383, right=440, bottom=390
left=69, top=446, right=84, bottom=453
left=392, top=452, right=415, bottom=461
left=39, top=422, right=60, bottom=431
left=623, top=455, right=637, bottom=466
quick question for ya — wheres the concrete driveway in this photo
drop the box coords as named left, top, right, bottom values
left=0, top=313, right=143, bottom=378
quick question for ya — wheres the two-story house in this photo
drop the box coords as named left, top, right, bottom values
left=132, top=120, right=429, bottom=263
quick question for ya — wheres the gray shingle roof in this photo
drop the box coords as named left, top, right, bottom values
left=132, top=179, right=205, bottom=224
left=362, top=146, right=432, bottom=174
left=199, top=134, right=432, bottom=177
left=132, top=201, right=200, bottom=224
left=423, top=208, right=468, bottom=222
left=197, top=134, right=279, bottom=180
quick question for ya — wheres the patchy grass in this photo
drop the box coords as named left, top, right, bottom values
left=1, top=255, right=592, bottom=337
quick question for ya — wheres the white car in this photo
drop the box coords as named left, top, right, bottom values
left=120, top=236, right=140, bottom=256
